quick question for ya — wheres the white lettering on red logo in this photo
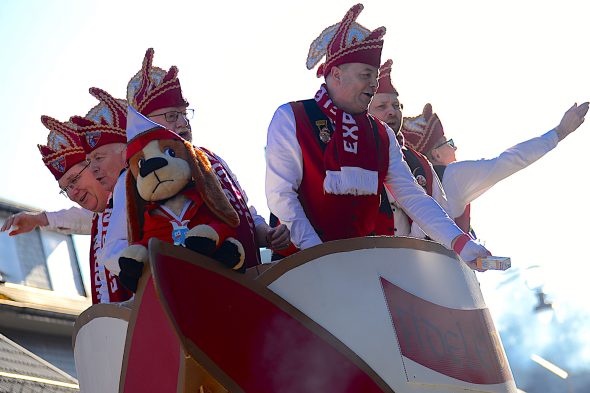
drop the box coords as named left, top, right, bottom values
left=342, top=114, right=358, bottom=154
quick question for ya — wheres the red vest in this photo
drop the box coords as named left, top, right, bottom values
left=201, top=148, right=261, bottom=267
left=291, top=100, right=390, bottom=242
left=90, top=212, right=132, bottom=304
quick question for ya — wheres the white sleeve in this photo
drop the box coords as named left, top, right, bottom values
left=44, top=206, right=93, bottom=235
left=409, top=164, right=449, bottom=239
left=214, top=153, right=267, bottom=228
left=384, top=127, right=463, bottom=249
left=97, top=172, right=129, bottom=275
left=265, top=103, right=322, bottom=250
left=248, top=205, right=267, bottom=228
left=443, top=130, right=559, bottom=218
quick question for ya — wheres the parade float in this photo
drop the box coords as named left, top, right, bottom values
left=73, top=236, right=517, bottom=393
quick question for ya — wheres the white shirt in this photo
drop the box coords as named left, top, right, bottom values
left=411, top=129, right=559, bottom=236
left=45, top=206, right=93, bottom=235
left=97, top=171, right=128, bottom=275
left=265, top=103, right=464, bottom=250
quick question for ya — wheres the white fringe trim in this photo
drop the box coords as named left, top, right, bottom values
left=323, top=167, right=379, bottom=195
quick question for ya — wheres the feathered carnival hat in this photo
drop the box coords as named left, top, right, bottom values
left=400, top=103, right=445, bottom=155
left=376, top=59, right=397, bottom=95
left=307, top=3, right=386, bottom=78
left=38, top=117, right=87, bottom=181
left=69, top=88, right=127, bottom=153
left=127, top=48, right=189, bottom=116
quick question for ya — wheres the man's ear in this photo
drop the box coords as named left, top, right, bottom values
left=330, top=66, right=342, bottom=83
left=427, top=147, right=440, bottom=164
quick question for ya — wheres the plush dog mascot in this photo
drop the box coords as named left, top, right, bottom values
left=118, top=107, right=244, bottom=292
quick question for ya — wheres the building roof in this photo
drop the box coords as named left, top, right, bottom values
left=0, top=333, right=78, bottom=392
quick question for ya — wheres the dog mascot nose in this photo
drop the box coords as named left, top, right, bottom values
left=140, top=157, right=168, bottom=177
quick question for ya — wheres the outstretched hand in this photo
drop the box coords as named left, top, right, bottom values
left=0, top=211, right=49, bottom=236
left=556, top=102, right=589, bottom=141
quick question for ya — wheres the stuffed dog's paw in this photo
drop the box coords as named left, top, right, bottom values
left=185, top=224, right=219, bottom=255
left=212, top=237, right=245, bottom=272
left=118, top=245, right=148, bottom=293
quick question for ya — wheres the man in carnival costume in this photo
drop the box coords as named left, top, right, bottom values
left=369, top=59, right=448, bottom=237
left=401, top=100, right=589, bottom=237
left=68, top=87, right=133, bottom=281
left=36, top=112, right=131, bottom=304
left=123, top=48, right=288, bottom=272
left=265, top=3, right=489, bottom=267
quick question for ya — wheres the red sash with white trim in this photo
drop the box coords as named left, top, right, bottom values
left=200, top=147, right=261, bottom=267
left=90, top=212, right=132, bottom=304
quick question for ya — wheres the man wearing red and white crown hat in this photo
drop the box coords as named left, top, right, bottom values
left=369, top=59, right=449, bottom=238
left=36, top=117, right=131, bottom=304
left=125, top=48, right=289, bottom=267
left=265, top=3, right=490, bottom=267
left=401, top=100, right=589, bottom=238
left=68, top=88, right=135, bottom=283
left=2, top=126, right=96, bottom=237
left=2, top=89, right=134, bottom=300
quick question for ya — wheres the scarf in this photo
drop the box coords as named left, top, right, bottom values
left=314, top=84, right=379, bottom=195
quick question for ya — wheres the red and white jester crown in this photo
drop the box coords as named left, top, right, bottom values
left=307, top=4, right=386, bottom=78
left=127, top=48, right=189, bottom=116
left=38, top=117, right=87, bottom=181
left=376, top=59, right=398, bottom=95
left=69, top=88, right=128, bottom=154
left=401, top=103, right=445, bottom=155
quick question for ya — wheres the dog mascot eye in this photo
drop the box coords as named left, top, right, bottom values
left=138, top=158, right=145, bottom=168
left=164, top=148, right=176, bottom=158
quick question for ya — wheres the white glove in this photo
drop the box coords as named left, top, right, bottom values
left=453, top=234, right=491, bottom=272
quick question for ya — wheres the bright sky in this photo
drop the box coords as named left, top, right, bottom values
left=1, top=0, right=589, bottom=387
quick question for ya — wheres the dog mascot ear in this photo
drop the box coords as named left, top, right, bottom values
left=183, top=140, right=239, bottom=229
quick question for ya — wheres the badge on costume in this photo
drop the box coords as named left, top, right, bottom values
left=171, top=220, right=190, bottom=246
left=51, top=157, right=66, bottom=173
left=86, top=131, right=102, bottom=148
left=416, top=175, right=427, bottom=188
left=316, top=120, right=331, bottom=143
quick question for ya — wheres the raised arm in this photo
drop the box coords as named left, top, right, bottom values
left=443, top=102, right=588, bottom=218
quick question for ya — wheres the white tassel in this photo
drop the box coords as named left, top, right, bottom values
left=324, top=167, right=378, bottom=195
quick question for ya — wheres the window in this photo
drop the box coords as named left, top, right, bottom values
left=0, top=215, right=86, bottom=297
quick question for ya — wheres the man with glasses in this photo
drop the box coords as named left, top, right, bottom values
left=68, top=87, right=132, bottom=279
left=147, top=108, right=195, bottom=141
left=401, top=101, right=589, bottom=236
left=125, top=49, right=288, bottom=269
